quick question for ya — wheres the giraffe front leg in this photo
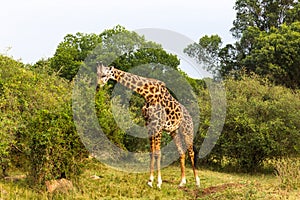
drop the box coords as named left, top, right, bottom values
left=156, top=152, right=162, bottom=189
left=155, top=135, right=162, bottom=189
left=179, top=154, right=187, bottom=187
left=147, top=161, right=154, bottom=187
left=145, top=109, right=164, bottom=189
left=148, top=135, right=155, bottom=188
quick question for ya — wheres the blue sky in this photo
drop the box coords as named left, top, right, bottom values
left=1, top=0, right=236, bottom=77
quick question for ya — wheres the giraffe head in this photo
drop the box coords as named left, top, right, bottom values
left=97, top=63, right=114, bottom=87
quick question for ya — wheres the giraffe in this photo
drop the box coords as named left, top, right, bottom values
left=97, top=63, right=200, bottom=188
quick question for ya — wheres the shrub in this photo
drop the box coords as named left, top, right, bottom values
left=196, top=74, right=300, bottom=172
left=0, top=55, right=88, bottom=186
left=221, top=74, right=300, bottom=171
left=24, top=105, right=87, bottom=186
left=0, top=55, right=24, bottom=176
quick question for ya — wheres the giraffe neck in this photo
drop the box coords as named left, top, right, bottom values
left=110, top=68, right=167, bottom=102
left=110, top=68, right=140, bottom=91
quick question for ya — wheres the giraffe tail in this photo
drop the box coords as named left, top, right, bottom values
left=193, top=145, right=199, bottom=168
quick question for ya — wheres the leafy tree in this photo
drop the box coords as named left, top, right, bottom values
left=232, top=0, right=300, bottom=85
left=242, top=22, right=300, bottom=88
left=50, top=25, right=129, bottom=80
left=113, top=48, right=179, bottom=72
left=50, top=25, right=179, bottom=81
left=50, top=32, right=102, bottom=80
left=231, top=0, right=299, bottom=38
left=184, top=35, right=222, bottom=75
left=185, top=0, right=300, bottom=88
left=184, top=35, right=239, bottom=79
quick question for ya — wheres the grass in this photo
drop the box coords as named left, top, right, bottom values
left=0, top=160, right=299, bottom=200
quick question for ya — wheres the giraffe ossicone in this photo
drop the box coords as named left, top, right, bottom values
left=97, top=63, right=200, bottom=188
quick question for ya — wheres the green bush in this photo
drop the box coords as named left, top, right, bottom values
left=0, top=55, right=24, bottom=176
left=194, top=73, right=299, bottom=172
left=218, top=74, right=299, bottom=171
left=95, top=87, right=127, bottom=149
left=24, top=104, right=87, bottom=186
left=0, top=55, right=88, bottom=186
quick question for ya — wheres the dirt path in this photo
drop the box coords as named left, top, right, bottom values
left=179, top=183, right=244, bottom=199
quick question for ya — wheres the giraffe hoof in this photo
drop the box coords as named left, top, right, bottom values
left=178, top=182, right=186, bottom=187
left=147, top=181, right=153, bottom=188
left=157, top=178, right=162, bottom=189
left=178, top=183, right=185, bottom=187
left=178, top=178, right=187, bottom=187
left=196, top=177, right=200, bottom=188
left=157, top=183, right=162, bottom=189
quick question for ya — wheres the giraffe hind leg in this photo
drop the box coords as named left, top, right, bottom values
left=187, top=145, right=200, bottom=187
left=171, top=131, right=187, bottom=187
left=182, top=129, right=200, bottom=187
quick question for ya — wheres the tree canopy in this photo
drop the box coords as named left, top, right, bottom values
left=243, top=22, right=300, bottom=88
left=185, top=0, right=300, bottom=89
left=50, top=25, right=180, bottom=81
left=231, top=0, right=300, bottom=38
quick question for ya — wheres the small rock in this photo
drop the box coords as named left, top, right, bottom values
left=90, top=175, right=101, bottom=180
left=45, top=178, right=73, bottom=193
